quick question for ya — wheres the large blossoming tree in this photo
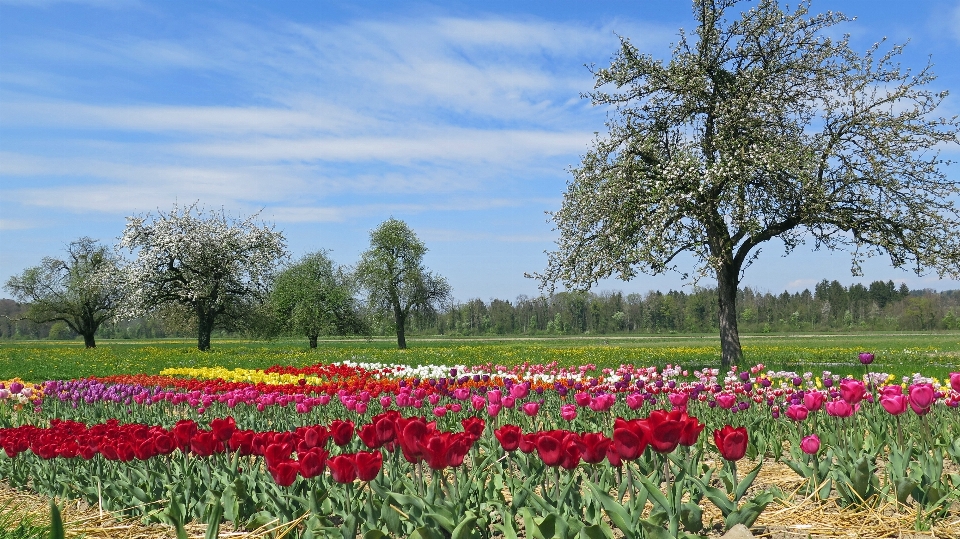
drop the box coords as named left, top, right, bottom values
left=120, top=203, right=287, bottom=351
left=4, top=237, right=124, bottom=348
left=538, top=0, right=960, bottom=367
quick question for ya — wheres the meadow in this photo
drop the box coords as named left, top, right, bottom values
left=2, top=332, right=959, bottom=383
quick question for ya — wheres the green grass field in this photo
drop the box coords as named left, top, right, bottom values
left=1, top=332, right=959, bottom=383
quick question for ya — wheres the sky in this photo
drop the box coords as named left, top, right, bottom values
left=2, top=0, right=960, bottom=304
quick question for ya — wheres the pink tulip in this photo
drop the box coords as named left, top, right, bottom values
left=450, top=403, right=462, bottom=413
left=486, top=403, right=501, bottom=417
left=839, top=379, right=866, bottom=405
left=471, top=395, right=486, bottom=411
left=317, top=395, right=331, bottom=405
left=800, top=434, right=820, bottom=454
left=786, top=404, right=809, bottom=421
left=502, top=396, right=516, bottom=409
left=428, top=394, right=440, bottom=405
left=574, top=393, right=592, bottom=407
left=825, top=399, right=855, bottom=417
left=589, top=393, right=615, bottom=412
left=487, top=390, right=502, bottom=405
left=380, top=396, right=392, bottom=408
left=626, top=393, right=644, bottom=410
left=880, top=394, right=908, bottom=415
left=878, top=385, right=903, bottom=398
left=668, top=392, right=689, bottom=410
left=803, top=391, right=825, bottom=411
left=356, top=401, right=367, bottom=414
left=715, top=393, right=737, bottom=409
left=433, top=406, right=447, bottom=417
left=560, top=404, right=577, bottom=421
left=522, top=402, right=540, bottom=416
left=950, top=372, right=960, bottom=393
left=510, top=384, right=529, bottom=399
left=908, top=383, right=936, bottom=410
left=452, top=388, right=470, bottom=400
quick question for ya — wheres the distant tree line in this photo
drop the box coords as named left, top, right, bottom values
left=7, top=278, right=959, bottom=342
left=410, top=281, right=960, bottom=336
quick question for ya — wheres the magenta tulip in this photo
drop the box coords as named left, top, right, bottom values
left=800, top=434, right=820, bottom=454
left=786, top=404, right=809, bottom=421
left=839, top=379, right=866, bottom=405
left=880, top=394, right=908, bottom=415
left=825, top=399, right=855, bottom=417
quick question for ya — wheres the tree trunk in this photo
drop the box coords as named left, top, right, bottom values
left=82, top=332, right=96, bottom=348
left=309, top=335, right=318, bottom=349
left=717, top=263, right=743, bottom=369
left=395, top=307, right=407, bottom=350
left=197, top=312, right=214, bottom=351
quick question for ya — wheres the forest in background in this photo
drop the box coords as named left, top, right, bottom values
left=2, top=279, right=958, bottom=341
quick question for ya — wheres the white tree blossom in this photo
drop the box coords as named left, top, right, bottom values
left=120, top=203, right=288, bottom=350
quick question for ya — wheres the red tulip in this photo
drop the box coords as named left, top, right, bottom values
left=679, top=415, right=705, bottom=446
left=494, top=425, right=522, bottom=452
left=461, top=417, right=485, bottom=438
left=559, top=434, right=582, bottom=470
left=713, top=425, right=748, bottom=461
left=327, top=454, right=358, bottom=483
left=357, top=423, right=380, bottom=449
left=578, top=432, right=611, bottom=464
left=209, top=417, right=236, bottom=443
left=153, top=432, right=176, bottom=455
left=647, top=410, right=684, bottom=453
left=354, top=450, right=383, bottom=481
left=536, top=432, right=563, bottom=466
left=264, top=442, right=293, bottom=467
left=612, top=427, right=642, bottom=460
left=519, top=433, right=539, bottom=454
left=190, top=431, right=219, bottom=457
left=270, top=461, right=299, bottom=487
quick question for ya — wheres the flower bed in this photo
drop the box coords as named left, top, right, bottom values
left=1, top=358, right=959, bottom=537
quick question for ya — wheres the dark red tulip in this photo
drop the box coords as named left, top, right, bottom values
left=190, top=431, right=219, bottom=457
left=330, top=420, right=354, bottom=446
left=354, top=450, right=383, bottom=481
left=298, top=448, right=328, bottom=479
left=357, top=423, right=380, bottom=449
left=494, top=425, right=522, bottom=452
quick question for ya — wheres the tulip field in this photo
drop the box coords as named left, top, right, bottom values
left=1, top=337, right=959, bottom=538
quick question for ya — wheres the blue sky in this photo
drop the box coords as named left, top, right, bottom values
left=2, top=0, right=960, bottom=303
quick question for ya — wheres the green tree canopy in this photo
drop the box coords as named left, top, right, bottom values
left=272, top=251, right=368, bottom=348
left=4, top=237, right=124, bottom=348
left=356, top=218, right=451, bottom=349
left=120, top=203, right=288, bottom=351
left=538, top=0, right=960, bottom=367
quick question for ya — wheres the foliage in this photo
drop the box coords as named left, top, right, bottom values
left=120, top=203, right=287, bottom=351
left=3, top=237, right=124, bottom=348
left=538, top=0, right=960, bottom=368
left=271, top=251, right=368, bottom=348
left=356, top=219, right=451, bottom=349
